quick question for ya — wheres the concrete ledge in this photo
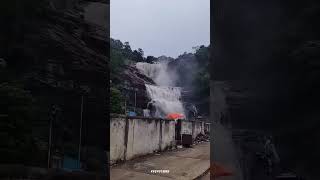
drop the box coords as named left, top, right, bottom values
left=110, top=113, right=209, bottom=123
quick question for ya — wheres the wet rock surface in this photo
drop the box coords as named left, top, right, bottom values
left=121, top=65, right=155, bottom=87
left=117, top=65, right=156, bottom=112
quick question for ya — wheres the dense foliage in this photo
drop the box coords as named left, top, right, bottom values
left=0, top=0, right=109, bottom=168
left=110, top=38, right=160, bottom=114
left=0, top=83, right=43, bottom=164
left=0, top=0, right=49, bottom=160
left=110, top=38, right=211, bottom=116
left=110, top=39, right=145, bottom=82
left=190, top=46, right=210, bottom=115
left=110, top=87, right=124, bottom=114
left=169, top=46, right=210, bottom=115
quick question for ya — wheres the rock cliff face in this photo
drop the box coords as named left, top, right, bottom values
left=121, top=65, right=155, bottom=87
left=1, top=0, right=109, bottom=169
left=117, top=65, right=155, bottom=114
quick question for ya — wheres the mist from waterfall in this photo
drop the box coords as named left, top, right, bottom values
left=136, top=61, right=176, bottom=86
left=136, top=61, right=185, bottom=118
left=146, top=85, right=185, bottom=117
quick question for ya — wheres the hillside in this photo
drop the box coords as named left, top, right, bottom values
left=0, top=0, right=109, bottom=171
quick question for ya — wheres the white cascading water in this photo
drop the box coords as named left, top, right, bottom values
left=136, top=61, right=175, bottom=86
left=136, top=61, right=185, bottom=118
left=143, top=109, right=150, bottom=117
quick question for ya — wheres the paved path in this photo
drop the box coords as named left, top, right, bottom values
left=111, top=142, right=210, bottom=180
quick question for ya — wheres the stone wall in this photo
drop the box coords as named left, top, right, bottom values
left=160, top=120, right=176, bottom=151
left=125, top=118, right=162, bottom=160
left=181, top=121, right=193, bottom=135
left=110, top=116, right=126, bottom=163
left=180, top=120, right=208, bottom=140
left=192, top=121, right=205, bottom=140
left=110, top=115, right=209, bottom=164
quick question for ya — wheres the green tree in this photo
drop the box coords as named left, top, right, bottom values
left=192, top=45, right=210, bottom=115
left=138, top=48, right=144, bottom=57
left=146, top=56, right=156, bottom=63
left=123, top=42, right=131, bottom=51
left=122, top=41, right=132, bottom=58
left=111, top=39, right=124, bottom=50
left=0, top=83, right=39, bottom=163
left=195, top=45, right=209, bottom=66
left=132, top=50, right=144, bottom=62
left=110, top=87, right=124, bottom=114
left=110, top=49, right=125, bottom=82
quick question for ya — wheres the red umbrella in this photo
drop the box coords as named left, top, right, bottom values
left=211, top=163, right=234, bottom=177
left=166, top=113, right=185, bottom=120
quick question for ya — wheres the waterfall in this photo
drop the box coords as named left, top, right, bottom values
left=143, top=109, right=150, bottom=117
left=136, top=62, right=185, bottom=118
left=145, top=84, right=185, bottom=117
left=136, top=61, right=175, bottom=86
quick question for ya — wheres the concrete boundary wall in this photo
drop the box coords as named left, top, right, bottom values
left=110, top=114, right=209, bottom=164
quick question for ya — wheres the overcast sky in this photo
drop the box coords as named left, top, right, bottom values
left=110, top=0, right=210, bottom=58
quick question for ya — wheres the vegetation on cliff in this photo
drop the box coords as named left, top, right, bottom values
left=0, top=0, right=109, bottom=170
left=110, top=38, right=210, bottom=116
left=110, top=87, right=124, bottom=114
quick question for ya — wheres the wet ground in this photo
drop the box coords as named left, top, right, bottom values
left=110, top=142, right=210, bottom=180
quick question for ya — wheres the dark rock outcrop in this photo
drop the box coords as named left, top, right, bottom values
left=117, top=65, right=155, bottom=113
left=0, top=0, right=109, bottom=169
